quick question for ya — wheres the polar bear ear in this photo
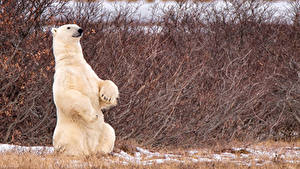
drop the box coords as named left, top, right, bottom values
left=51, top=28, right=57, bottom=35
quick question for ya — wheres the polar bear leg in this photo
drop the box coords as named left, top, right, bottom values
left=97, top=122, right=115, bottom=154
left=53, top=133, right=89, bottom=156
left=53, top=123, right=90, bottom=156
left=55, top=89, right=98, bottom=123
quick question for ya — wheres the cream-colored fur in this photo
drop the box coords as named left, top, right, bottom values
left=51, top=24, right=119, bottom=156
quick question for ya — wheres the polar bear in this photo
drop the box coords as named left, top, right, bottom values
left=51, top=24, right=119, bottom=156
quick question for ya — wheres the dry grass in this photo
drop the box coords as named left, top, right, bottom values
left=0, top=152, right=299, bottom=169
left=0, top=141, right=299, bottom=169
left=0, top=154, right=299, bottom=169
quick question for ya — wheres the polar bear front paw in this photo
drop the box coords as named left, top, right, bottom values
left=99, top=80, right=119, bottom=106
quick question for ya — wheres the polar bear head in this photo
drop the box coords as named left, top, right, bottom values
left=51, top=24, right=83, bottom=44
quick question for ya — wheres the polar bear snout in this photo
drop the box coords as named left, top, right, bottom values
left=72, top=28, right=83, bottom=38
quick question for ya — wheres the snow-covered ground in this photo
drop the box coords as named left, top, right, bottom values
left=64, top=0, right=295, bottom=22
left=0, top=143, right=299, bottom=166
left=100, top=0, right=294, bottom=22
left=44, top=0, right=297, bottom=33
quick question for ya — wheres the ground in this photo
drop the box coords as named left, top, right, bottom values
left=0, top=141, right=299, bottom=169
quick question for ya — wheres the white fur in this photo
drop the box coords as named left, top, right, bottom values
left=52, top=24, right=119, bottom=156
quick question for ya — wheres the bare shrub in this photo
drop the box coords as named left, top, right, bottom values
left=0, top=0, right=299, bottom=148
left=0, top=0, right=66, bottom=145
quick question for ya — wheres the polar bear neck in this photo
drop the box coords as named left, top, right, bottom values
left=53, top=40, right=86, bottom=64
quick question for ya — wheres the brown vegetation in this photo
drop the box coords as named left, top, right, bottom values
left=1, top=140, right=300, bottom=169
left=0, top=0, right=299, bottom=148
left=0, top=153, right=299, bottom=169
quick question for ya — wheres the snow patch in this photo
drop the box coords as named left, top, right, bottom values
left=0, top=144, right=54, bottom=155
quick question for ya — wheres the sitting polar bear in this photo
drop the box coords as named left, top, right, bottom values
left=51, top=24, right=119, bottom=156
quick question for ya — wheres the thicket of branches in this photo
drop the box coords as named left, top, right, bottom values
left=0, top=0, right=299, bottom=148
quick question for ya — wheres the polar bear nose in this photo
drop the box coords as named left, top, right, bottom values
left=78, top=28, right=83, bottom=34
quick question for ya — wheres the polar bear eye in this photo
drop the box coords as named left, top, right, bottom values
left=67, top=27, right=70, bottom=29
